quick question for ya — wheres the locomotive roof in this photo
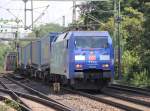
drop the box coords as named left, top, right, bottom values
left=69, top=31, right=110, bottom=37
left=54, top=31, right=111, bottom=42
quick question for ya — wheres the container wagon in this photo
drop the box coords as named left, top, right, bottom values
left=4, top=52, right=17, bottom=71
left=19, top=32, right=60, bottom=79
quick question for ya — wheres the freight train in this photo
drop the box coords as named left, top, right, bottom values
left=18, top=31, right=114, bottom=89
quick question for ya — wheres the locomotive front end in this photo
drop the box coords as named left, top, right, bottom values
left=74, top=36, right=113, bottom=76
left=71, top=31, right=114, bottom=88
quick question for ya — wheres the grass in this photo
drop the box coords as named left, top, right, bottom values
left=4, top=99, right=21, bottom=111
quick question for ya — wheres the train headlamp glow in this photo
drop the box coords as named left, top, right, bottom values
left=102, top=64, right=109, bottom=68
left=100, top=55, right=110, bottom=60
left=75, top=55, right=85, bottom=61
left=76, top=64, right=83, bottom=69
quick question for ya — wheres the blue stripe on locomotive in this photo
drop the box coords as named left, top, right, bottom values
left=67, top=31, right=114, bottom=79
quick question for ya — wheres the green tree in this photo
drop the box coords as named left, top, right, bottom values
left=78, top=1, right=113, bottom=29
left=141, top=3, right=150, bottom=72
left=29, top=23, right=64, bottom=38
left=78, top=0, right=150, bottom=86
left=100, top=7, right=146, bottom=84
left=122, top=51, right=141, bottom=81
left=121, top=7, right=144, bottom=52
left=100, top=7, right=144, bottom=51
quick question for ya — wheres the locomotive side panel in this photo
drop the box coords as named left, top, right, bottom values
left=50, top=40, right=69, bottom=78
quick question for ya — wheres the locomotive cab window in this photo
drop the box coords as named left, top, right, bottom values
left=75, top=36, right=108, bottom=49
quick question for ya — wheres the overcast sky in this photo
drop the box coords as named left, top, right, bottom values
left=0, top=0, right=81, bottom=34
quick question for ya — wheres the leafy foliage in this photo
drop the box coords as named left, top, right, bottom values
left=4, top=99, right=21, bottom=111
left=141, top=3, right=150, bottom=72
left=122, top=51, right=140, bottom=81
left=78, top=1, right=113, bottom=27
left=0, top=43, right=11, bottom=71
left=131, top=69, right=150, bottom=87
left=79, top=1, right=150, bottom=87
left=121, top=7, right=144, bottom=51
left=29, top=23, right=64, bottom=38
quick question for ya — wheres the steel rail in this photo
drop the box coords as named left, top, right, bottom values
left=0, top=80, right=31, bottom=111
left=62, top=87, right=148, bottom=111
left=101, top=88, right=150, bottom=107
left=0, top=88, right=73, bottom=111
left=4, top=76, right=73, bottom=111
left=111, top=84, right=150, bottom=92
left=108, top=84, right=150, bottom=96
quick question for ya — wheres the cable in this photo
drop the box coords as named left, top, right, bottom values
left=6, top=9, right=24, bottom=25
left=33, top=5, right=51, bottom=10
left=27, top=5, right=50, bottom=29
left=87, top=14, right=105, bottom=25
left=0, top=6, right=24, bottom=25
left=0, top=5, right=49, bottom=11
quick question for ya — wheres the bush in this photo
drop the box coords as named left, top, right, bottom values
left=131, top=69, right=150, bottom=87
left=122, top=50, right=141, bottom=81
left=0, top=43, right=11, bottom=71
left=4, top=99, right=21, bottom=111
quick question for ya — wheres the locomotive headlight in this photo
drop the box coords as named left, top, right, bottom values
left=75, top=55, right=85, bottom=61
left=102, top=64, right=109, bottom=68
left=100, top=55, right=110, bottom=60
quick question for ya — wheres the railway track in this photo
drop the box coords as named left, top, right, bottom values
left=110, top=84, right=150, bottom=95
left=4, top=75, right=123, bottom=111
left=3, top=74, right=150, bottom=111
left=0, top=76, right=73, bottom=111
left=0, top=77, right=31, bottom=111
left=101, top=84, right=150, bottom=107
left=62, top=87, right=150, bottom=111
left=0, top=94, right=31, bottom=111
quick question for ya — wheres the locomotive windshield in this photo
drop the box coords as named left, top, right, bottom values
left=75, top=36, right=108, bottom=48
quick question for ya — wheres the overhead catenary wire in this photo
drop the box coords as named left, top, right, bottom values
left=6, top=9, right=23, bottom=24
left=0, top=5, right=50, bottom=10
left=0, top=7, right=24, bottom=25
left=27, top=5, right=50, bottom=29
